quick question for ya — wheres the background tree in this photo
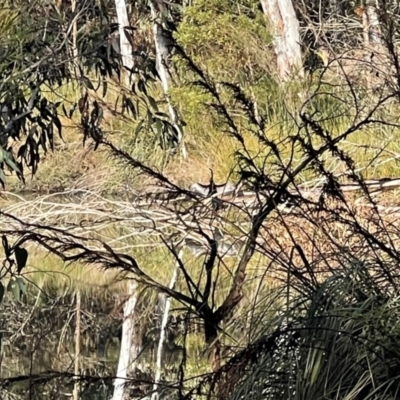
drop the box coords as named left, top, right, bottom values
left=260, top=0, right=303, bottom=80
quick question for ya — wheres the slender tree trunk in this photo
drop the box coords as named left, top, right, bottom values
left=260, top=0, right=303, bottom=81
left=150, top=1, right=188, bottom=159
left=112, top=2, right=139, bottom=399
left=71, top=0, right=78, bottom=60
left=70, top=0, right=80, bottom=81
left=115, top=0, right=135, bottom=85
left=363, top=1, right=382, bottom=46
left=151, top=254, right=181, bottom=400
left=112, top=280, right=139, bottom=400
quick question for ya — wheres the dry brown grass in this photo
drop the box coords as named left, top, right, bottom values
left=251, top=189, right=400, bottom=288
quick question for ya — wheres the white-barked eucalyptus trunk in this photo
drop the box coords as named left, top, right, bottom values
left=260, top=0, right=303, bottom=81
left=115, top=0, right=135, bottom=85
left=112, top=1, right=139, bottom=398
left=363, top=1, right=382, bottom=46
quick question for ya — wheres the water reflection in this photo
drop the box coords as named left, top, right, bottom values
left=1, top=330, right=190, bottom=400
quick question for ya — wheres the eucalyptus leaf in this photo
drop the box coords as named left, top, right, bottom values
left=81, top=76, right=95, bottom=90
left=62, top=103, right=68, bottom=118
left=2, top=235, right=9, bottom=257
left=148, top=96, right=158, bottom=112
left=102, top=80, right=108, bottom=98
left=135, top=120, right=144, bottom=136
left=14, top=247, right=28, bottom=274
left=155, top=119, right=163, bottom=137
left=0, top=169, right=7, bottom=188
left=147, top=110, right=153, bottom=127
left=0, top=282, right=4, bottom=304
left=4, top=153, right=20, bottom=173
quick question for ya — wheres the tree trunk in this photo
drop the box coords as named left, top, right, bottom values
left=70, top=0, right=80, bottom=80
left=115, top=0, right=135, bottom=85
left=112, top=280, right=139, bottom=400
left=112, top=3, right=138, bottom=398
left=363, top=1, right=382, bottom=46
left=260, top=0, right=303, bottom=81
left=151, top=256, right=180, bottom=400
left=150, top=1, right=188, bottom=159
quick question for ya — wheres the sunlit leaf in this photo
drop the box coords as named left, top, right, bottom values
left=4, top=152, right=20, bottom=173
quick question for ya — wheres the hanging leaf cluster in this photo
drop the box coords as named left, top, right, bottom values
left=0, top=236, right=29, bottom=303
left=0, top=0, right=187, bottom=185
left=0, top=87, right=64, bottom=185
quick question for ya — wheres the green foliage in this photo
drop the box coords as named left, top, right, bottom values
left=175, top=0, right=273, bottom=92
left=221, top=265, right=400, bottom=400
left=176, top=0, right=270, bottom=76
left=0, top=5, right=67, bottom=184
left=0, top=0, right=185, bottom=186
left=167, top=0, right=281, bottom=178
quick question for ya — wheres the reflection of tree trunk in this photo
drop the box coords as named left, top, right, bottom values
left=260, top=0, right=303, bottom=81
left=112, top=280, right=139, bottom=400
left=205, top=322, right=221, bottom=371
left=150, top=0, right=187, bottom=159
left=72, top=290, right=81, bottom=400
left=151, top=257, right=180, bottom=400
left=129, top=318, right=142, bottom=373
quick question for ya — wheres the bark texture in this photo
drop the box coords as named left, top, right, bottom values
left=260, top=0, right=303, bottom=80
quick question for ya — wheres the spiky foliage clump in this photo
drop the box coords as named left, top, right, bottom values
left=212, top=262, right=400, bottom=400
